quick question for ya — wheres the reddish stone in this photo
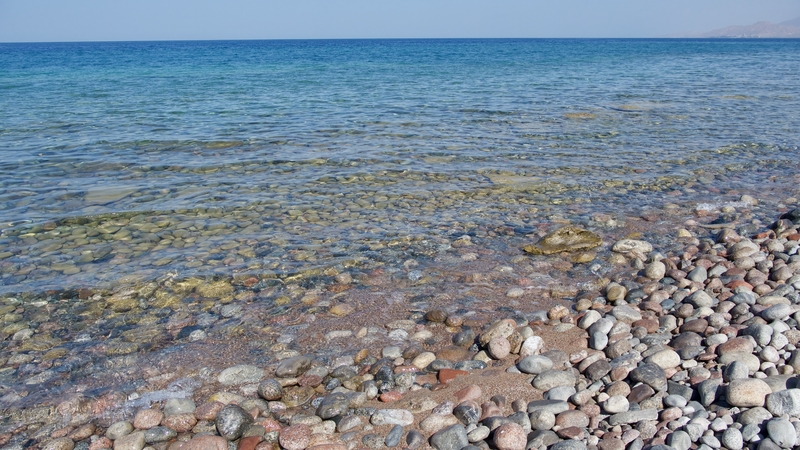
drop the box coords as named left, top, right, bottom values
left=598, top=438, right=626, bottom=450
left=258, top=418, right=282, bottom=433
left=179, top=435, right=229, bottom=450
left=134, top=408, right=165, bottom=429
left=393, top=365, right=419, bottom=374
left=379, top=391, right=403, bottom=402
left=454, top=384, right=482, bottom=403
left=481, top=402, right=503, bottom=420
left=243, top=277, right=260, bottom=287
left=254, top=442, right=278, bottom=450
left=415, top=373, right=438, bottom=385
left=632, top=319, right=659, bottom=333
left=162, top=413, right=197, bottom=433
left=279, top=424, right=311, bottom=450
left=725, top=279, right=753, bottom=290
left=50, top=426, right=73, bottom=439
left=67, top=423, right=95, bottom=441
left=580, top=404, right=601, bottom=417
left=717, top=337, right=754, bottom=355
left=438, top=368, right=469, bottom=384
left=238, top=436, right=263, bottom=450
left=754, top=231, right=774, bottom=239
left=194, top=401, right=225, bottom=421
left=556, top=427, right=585, bottom=440
left=89, top=437, right=113, bottom=450
left=307, top=445, right=348, bottom=450
left=298, top=374, right=323, bottom=387
left=680, top=319, right=709, bottom=333
left=788, top=233, right=800, bottom=241
left=639, top=301, right=663, bottom=314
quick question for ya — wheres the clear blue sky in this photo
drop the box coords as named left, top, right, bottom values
left=1, top=0, right=799, bottom=42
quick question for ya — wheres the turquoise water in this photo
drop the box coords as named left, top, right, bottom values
left=1, top=39, right=799, bottom=294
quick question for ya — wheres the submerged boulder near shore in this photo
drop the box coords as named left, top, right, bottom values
left=523, top=226, right=602, bottom=255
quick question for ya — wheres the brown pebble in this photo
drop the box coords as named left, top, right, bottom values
left=556, top=426, right=585, bottom=440
left=493, top=422, right=527, bottom=450
left=556, top=410, right=589, bottom=428
left=67, top=423, right=95, bottom=441
left=438, top=368, right=469, bottom=384
left=178, top=435, right=228, bottom=450
left=278, top=424, right=311, bottom=450
left=237, top=436, right=262, bottom=450
left=436, top=346, right=471, bottom=362
left=88, top=437, right=113, bottom=450
left=134, top=408, right=165, bottom=429
left=50, top=426, right=73, bottom=439
left=162, top=413, right=197, bottom=433
left=480, top=402, right=503, bottom=420
left=627, top=384, right=655, bottom=403
left=598, top=437, right=626, bottom=450
left=379, top=391, right=403, bottom=402
left=425, top=309, right=448, bottom=323
left=194, top=401, right=225, bottom=421
left=680, top=319, right=708, bottom=333
left=632, top=319, right=659, bottom=333
left=454, top=385, right=482, bottom=403
left=353, top=349, right=370, bottom=364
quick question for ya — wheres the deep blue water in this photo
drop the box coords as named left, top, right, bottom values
left=0, top=39, right=799, bottom=293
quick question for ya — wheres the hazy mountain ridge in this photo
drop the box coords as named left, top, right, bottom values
left=676, top=16, right=800, bottom=38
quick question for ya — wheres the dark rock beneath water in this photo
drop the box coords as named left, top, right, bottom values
left=523, top=226, right=602, bottom=255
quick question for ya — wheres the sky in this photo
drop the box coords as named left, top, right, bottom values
left=1, top=0, right=799, bottom=42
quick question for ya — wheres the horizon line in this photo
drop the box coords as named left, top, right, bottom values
left=4, top=36, right=800, bottom=45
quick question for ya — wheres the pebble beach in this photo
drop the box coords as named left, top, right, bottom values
left=3, top=197, right=800, bottom=450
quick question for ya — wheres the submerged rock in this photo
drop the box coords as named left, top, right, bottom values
left=523, top=226, right=602, bottom=255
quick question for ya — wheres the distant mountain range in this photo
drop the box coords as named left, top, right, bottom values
left=675, top=16, right=800, bottom=38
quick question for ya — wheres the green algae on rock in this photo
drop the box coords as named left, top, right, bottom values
left=522, top=226, right=602, bottom=255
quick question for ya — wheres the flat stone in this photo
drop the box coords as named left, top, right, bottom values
left=527, top=400, right=570, bottom=415
left=371, top=409, right=414, bottom=426
left=645, top=349, right=681, bottom=369
left=584, top=359, right=612, bottom=381
left=163, top=398, right=196, bottom=416
left=629, top=363, right=667, bottom=391
left=275, top=356, right=313, bottom=378
left=766, top=388, right=800, bottom=416
left=762, top=304, right=793, bottom=321
left=279, top=424, right=311, bottom=450
left=179, top=435, right=228, bottom=450
left=429, top=424, right=469, bottom=450
left=550, top=440, right=587, bottom=450
left=385, top=425, right=404, bottom=447
left=727, top=378, right=772, bottom=407
left=607, top=409, right=658, bottom=426
left=257, top=379, right=283, bottom=401
left=532, top=370, right=576, bottom=391
left=218, top=365, right=264, bottom=385
left=602, top=395, right=630, bottom=414
left=698, top=378, right=722, bottom=407
left=612, top=239, right=653, bottom=254
left=613, top=305, right=643, bottom=322
left=518, top=355, right=554, bottom=374
left=113, top=431, right=145, bottom=450
left=522, top=226, right=601, bottom=255
left=766, top=417, right=797, bottom=448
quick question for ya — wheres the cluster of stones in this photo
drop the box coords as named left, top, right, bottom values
left=24, top=208, right=800, bottom=450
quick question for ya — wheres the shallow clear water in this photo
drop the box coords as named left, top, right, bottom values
left=1, top=39, right=799, bottom=294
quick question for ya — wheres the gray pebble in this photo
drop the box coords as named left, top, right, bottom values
left=385, top=425, right=403, bottom=447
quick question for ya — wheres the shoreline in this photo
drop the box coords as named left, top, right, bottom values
left=1, top=200, right=799, bottom=450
